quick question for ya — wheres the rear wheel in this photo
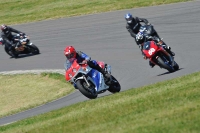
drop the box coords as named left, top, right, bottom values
left=76, top=79, right=97, bottom=99
left=108, top=75, right=121, bottom=93
left=4, top=46, right=18, bottom=57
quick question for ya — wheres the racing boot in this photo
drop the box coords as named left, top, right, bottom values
left=162, top=43, right=175, bottom=56
left=96, top=65, right=112, bottom=85
left=8, top=45, right=17, bottom=58
left=102, top=71, right=112, bottom=85
left=166, top=46, right=175, bottom=56
left=149, top=61, right=155, bottom=68
left=8, top=50, right=17, bottom=58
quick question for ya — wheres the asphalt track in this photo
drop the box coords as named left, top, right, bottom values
left=0, top=0, right=200, bottom=126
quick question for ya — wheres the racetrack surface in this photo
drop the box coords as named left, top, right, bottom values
left=0, top=0, right=200, bottom=126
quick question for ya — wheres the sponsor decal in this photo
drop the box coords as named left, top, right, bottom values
left=93, top=71, right=98, bottom=78
left=148, top=48, right=155, bottom=55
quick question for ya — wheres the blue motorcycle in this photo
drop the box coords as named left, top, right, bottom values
left=65, top=59, right=121, bottom=99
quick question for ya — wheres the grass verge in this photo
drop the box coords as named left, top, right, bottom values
left=0, top=71, right=200, bottom=133
left=0, top=73, right=74, bottom=118
left=0, top=0, right=191, bottom=25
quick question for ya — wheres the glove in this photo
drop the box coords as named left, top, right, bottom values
left=146, top=35, right=152, bottom=40
left=147, top=22, right=151, bottom=25
left=81, top=60, right=88, bottom=64
left=20, top=33, right=25, bottom=36
left=20, top=39, right=24, bottom=43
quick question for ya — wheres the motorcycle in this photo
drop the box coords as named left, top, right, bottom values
left=142, top=40, right=179, bottom=72
left=139, top=24, right=157, bottom=38
left=64, top=58, right=121, bottom=99
left=0, top=33, right=40, bottom=58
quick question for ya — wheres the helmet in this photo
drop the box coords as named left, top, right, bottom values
left=125, top=13, right=133, bottom=24
left=1, top=24, right=8, bottom=32
left=64, top=46, right=76, bottom=59
left=1, top=24, right=9, bottom=34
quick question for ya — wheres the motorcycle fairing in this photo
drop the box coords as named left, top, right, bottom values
left=87, top=69, right=109, bottom=92
left=65, top=59, right=81, bottom=81
left=143, top=41, right=159, bottom=58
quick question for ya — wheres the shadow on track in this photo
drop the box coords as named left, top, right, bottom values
left=157, top=68, right=184, bottom=76
left=10, top=53, right=41, bottom=59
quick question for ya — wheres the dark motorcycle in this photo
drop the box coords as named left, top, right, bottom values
left=0, top=34, right=39, bottom=58
left=139, top=24, right=158, bottom=37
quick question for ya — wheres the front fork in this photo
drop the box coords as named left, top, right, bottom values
left=75, top=75, right=91, bottom=87
left=157, top=41, right=175, bottom=66
left=83, top=76, right=90, bottom=87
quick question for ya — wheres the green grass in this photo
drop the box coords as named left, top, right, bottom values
left=0, top=71, right=200, bottom=133
left=0, top=73, right=74, bottom=118
left=0, top=0, right=191, bottom=25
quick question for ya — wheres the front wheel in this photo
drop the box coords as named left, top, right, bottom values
left=173, top=61, right=179, bottom=71
left=28, top=44, right=40, bottom=54
left=76, top=79, right=97, bottom=99
left=157, top=56, right=174, bottom=72
left=108, top=75, right=121, bottom=93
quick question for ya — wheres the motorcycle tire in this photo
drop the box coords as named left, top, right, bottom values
left=173, top=61, right=179, bottom=71
left=157, top=56, right=174, bottom=72
left=4, top=46, right=18, bottom=58
left=76, top=79, right=98, bottom=99
left=28, top=44, right=40, bottom=54
left=108, top=75, right=121, bottom=93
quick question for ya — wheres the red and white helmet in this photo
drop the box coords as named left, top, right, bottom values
left=64, top=46, right=76, bottom=59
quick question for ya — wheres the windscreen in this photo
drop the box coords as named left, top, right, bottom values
left=143, top=41, right=151, bottom=50
left=139, top=25, right=152, bottom=36
left=64, top=58, right=76, bottom=70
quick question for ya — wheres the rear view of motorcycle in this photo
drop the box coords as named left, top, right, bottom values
left=65, top=59, right=121, bottom=99
left=0, top=33, right=40, bottom=58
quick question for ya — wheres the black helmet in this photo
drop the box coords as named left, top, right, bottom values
left=125, top=13, right=133, bottom=24
left=1, top=24, right=9, bottom=33
left=1, top=24, right=7, bottom=31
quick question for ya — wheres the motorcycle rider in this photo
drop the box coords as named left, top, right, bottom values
left=135, top=31, right=173, bottom=68
left=0, top=24, right=25, bottom=57
left=64, top=46, right=111, bottom=87
left=124, top=13, right=175, bottom=56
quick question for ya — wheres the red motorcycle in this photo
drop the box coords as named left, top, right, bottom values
left=65, top=58, right=121, bottom=99
left=142, top=40, right=179, bottom=72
